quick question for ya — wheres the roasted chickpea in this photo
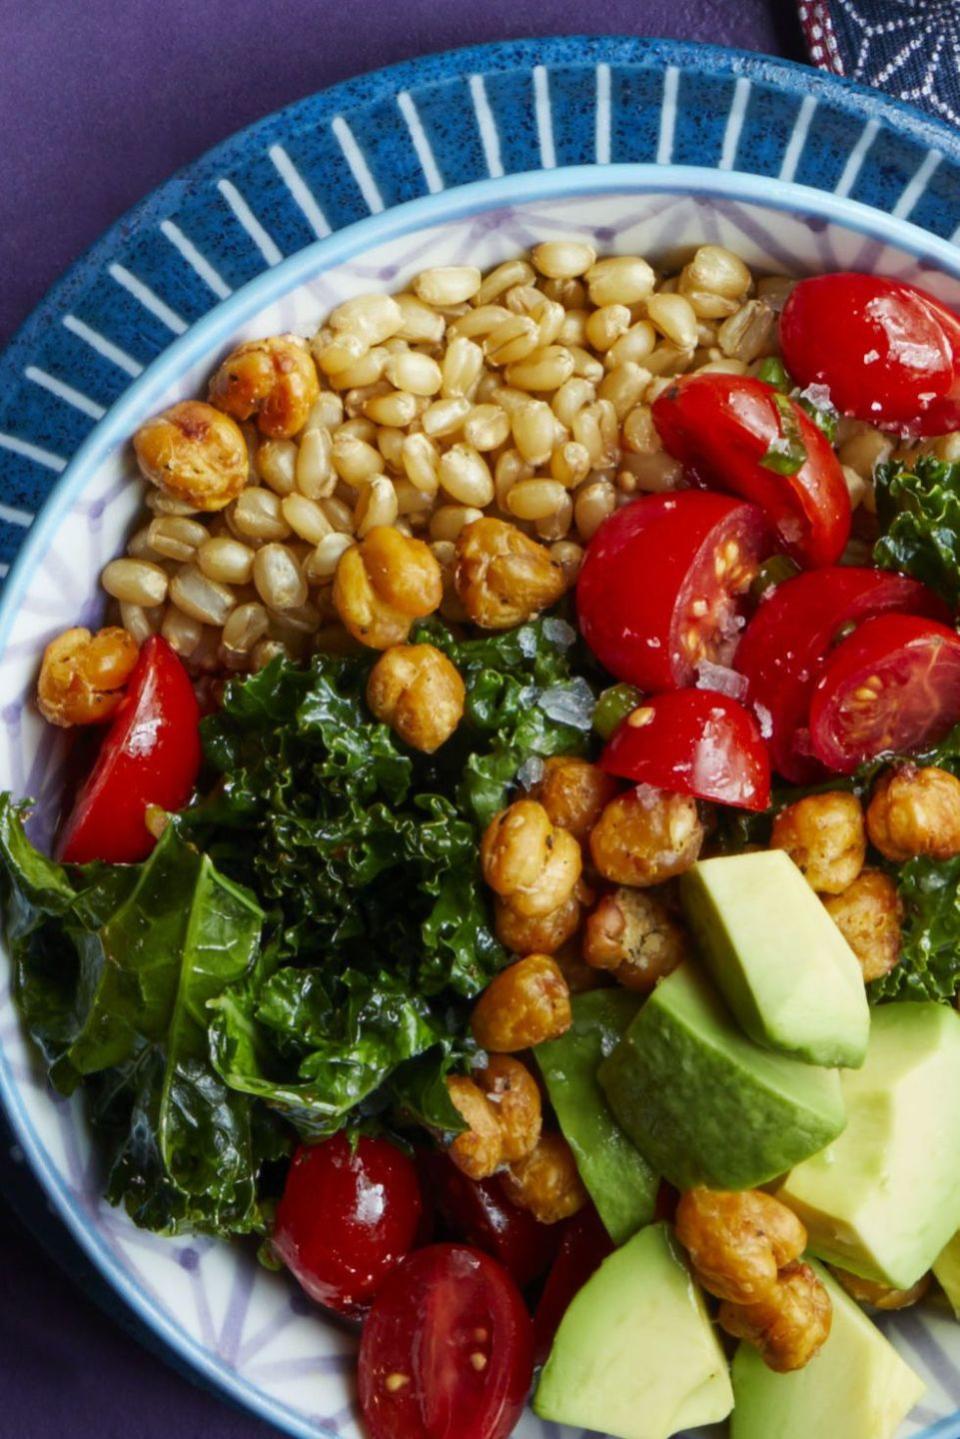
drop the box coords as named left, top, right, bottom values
left=333, top=526, right=443, bottom=649
left=454, top=517, right=568, bottom=629
left=471, top=954, right=572, bottom=1052
left=133, top=400, right=248, bottom=512
left=718, top=1262, right=833, bottom=1373
left=494, top=892, right=582, bottom=956
left=532, top=756, right=620, bottom=841
left=771, top=791, right=866, bottom=894
left=583, top=887, right=687, bottom=991
left=476, top=1055, right=542, bottom=1162
left=823, top=868, right=902, bottom=982
left=37, top=626, right=139, bottom=727
left=366, top=643, right=465, bottom=753
left=867, top=765, right=960, bottom=862
left=675, top=1189, right=807, bottom=1305
left=830, top=1267, right=931, bottom=1312
left=589, top=787, right=704, bottom=887
left=444, top=1075, right=503, bottom=1179
left=553, top=939, right=606, bottom=994
left=208, top=334, right=320, bottom=439
left=500, top=1133, right=588, bottom=1224
left=481, top=800, right=582, bottom=918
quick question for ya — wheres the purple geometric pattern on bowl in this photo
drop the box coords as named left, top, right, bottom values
left=4, top=179, right=960, bottom=1439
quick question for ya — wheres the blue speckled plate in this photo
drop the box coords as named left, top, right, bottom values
left=4, top=34, right=960, bottom=1439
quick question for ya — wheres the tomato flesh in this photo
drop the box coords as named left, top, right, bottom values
left=358, top=1244, right=533, bottom=1439
left=781, top=273, right=960, bottom=435
left=577, top=492, right=769, bottom=692
left=273, top=1134, right=422, bottom=1319
left=652, top=373, right=850, bottom=568
left=57, top=635, right=201, bottom=864
left=809, top=613, right=960, bottom=773
left=533, top=1207, right=614, bottom=1365
left=734, top=567, right=949, bottom=783
left=600, top=688, right=771, bottom=812
left=418, top=1151, right=559, bottom=1290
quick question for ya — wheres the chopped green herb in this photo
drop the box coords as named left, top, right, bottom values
left=760, top=392, right=808, bottom=477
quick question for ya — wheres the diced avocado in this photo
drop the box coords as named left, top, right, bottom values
left=934, top=1232, right=960, bottom=1318
left=534, top=1221, right=733, bottom=1439
left=779, top=1002, right=960, bottom=1288
left=679, top=851, right=869, bottom=1068
left=535, top=990, right=658, bottom=1244
left=731, top=1263, right=925, bottom=1439
left=599, top=963, right=846, bottom=1191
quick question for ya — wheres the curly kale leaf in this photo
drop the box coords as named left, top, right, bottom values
left=874, top=454, right=960, bottom=607
left=870, top=854, right=960, bottom=1002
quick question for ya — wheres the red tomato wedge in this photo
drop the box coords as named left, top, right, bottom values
left=652, top=373, right=850, bottom=568
left=57, top=636, right=201, bottom=864
left=600, top=689, right=771, bottom=811
left=358, top=1244, right=534, bottom=1439
left=809, top=613, right=960, bottom=773
left=533, top=1207, right=614, bottom=1366
left=734, top=567, right=949, bottom=783
left=781, top=273, right=960, bottom=435
left=418, top=1151, right=559, bottom=1290
left=577, top=492, right=770, bottom=692
left=273, top=1135, right=423, bottom=1319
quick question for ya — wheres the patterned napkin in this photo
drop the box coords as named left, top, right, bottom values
left=799, top=0, right=960, bottom=127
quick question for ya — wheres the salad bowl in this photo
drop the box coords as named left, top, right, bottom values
left=5, top=36, right=960, bottom=1439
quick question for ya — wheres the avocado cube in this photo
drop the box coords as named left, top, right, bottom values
left=934, top=1232, right=960, bottom=1318
left=779, top=1002, right=960, bottom=1289
left=731, top=1264, right=924, bottom=1439
left=534, top=1221, right=733, bottom=1439
left=680, top=851, right=870, bottom=1068
left=599, top=963, right=846, bottom=1191
left=535, top=990, right=658, bottom=1244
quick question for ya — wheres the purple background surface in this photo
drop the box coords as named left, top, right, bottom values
left=0, top=3, right=801, bottom=1436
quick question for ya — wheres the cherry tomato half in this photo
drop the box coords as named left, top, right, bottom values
left=781, top=273, right=960, bottom=435
left=652, top=373, right=850, bottom=568
left=358, top=1244, right=534, bottom=1439
left=273, top=1134, right=423, bottom=1319
left=577, top=492, right=769, bottom=692
left=600, top=689, right=771, bottom=811
left=57, top=635, right=201, bottom=864
left=734, top=567, right=949, bottom=783
left=533, top=1206, right=614, bottom=1366
left=809, top=613, right=960, bottom=773
left=418, top=1151, right=559, bottom=1290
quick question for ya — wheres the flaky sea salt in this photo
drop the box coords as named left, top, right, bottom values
left=538, top=678, right=596, bottom=730
left=695, top=661, right=749, bottom=701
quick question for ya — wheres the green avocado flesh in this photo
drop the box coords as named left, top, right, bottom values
left=731, top=1264, right=925, bottom=1439
left=679, top=851, right=869, bottom=1068
left=934, top=1231, right=960, bottom=1318
left=779, top=1002, right=960, bottom=1288
left=535, top=990, right=658, bottom=1244
left=598, top=963, right=846, bottom=1191
left=534, top=1221, right=733, bottom=1439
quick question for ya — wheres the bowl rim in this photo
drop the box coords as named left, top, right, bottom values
left=6, top=160, right=960, bottom=1439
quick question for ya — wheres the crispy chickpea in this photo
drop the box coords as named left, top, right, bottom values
left=830, top=1267, right=931, bottom=1312
left=771, top=791, right=866, bottom=894
left=589, top=787, right=704, bottom=887
left=476, top=1055, right=542, bottom=1162
left=481, top=800, right=582, bottom=917
left=37, top=626, right=139, bottom=727
left=675, top=1189, right=807, bottom=1305
left=133, top=400, right=248, bottom=512
left=867, top=765, right=960, bottom=862
left=445, top=1075, right=503, bottom=1179
left=718, top=1262, right=833, bottom=1373
left=471, top=954, right=572, bottom=1052
left=208, top=334, right=320, bottom=439
left=532, top=756, right=620, bottom=841
left=366, top=643, right=465, bottom=753
left=454, top=517, right=568, bottom=630
left=823, top=868, right=902, bottom=983
left=494, top=892, right=582, bottom=955
left=584, top=887, right=687, bottom=992
left=333, top=526, right=443, bottom=649
left=553, top=939, right=606, bottom=994
left=501, top=1133, right=588, bottom=1224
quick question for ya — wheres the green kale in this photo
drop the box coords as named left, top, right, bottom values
left=874, top=454, right=960, bottom=607
left=870, top=854, right=960, bottom=1003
